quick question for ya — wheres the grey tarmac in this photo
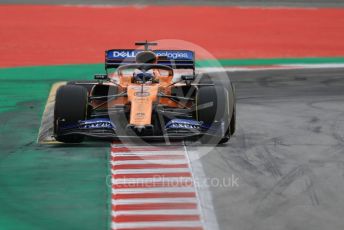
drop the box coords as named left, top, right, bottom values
left=199, top=68, right=344, bottom=230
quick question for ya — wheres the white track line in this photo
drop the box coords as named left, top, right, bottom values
left=111, top=159, right=188, bottom=165
left=113, top=210, right=201, bottom=216
left=112, top=151, right=186, bottom=156
left=112, top=198, right=198, bottom=205
left=112, top=177, right=193, bottom=184
left=112, top=221, right=203, bottom=229
left=112, top=187, right=196, bottom=194
left=112, top=168, right=191, bottom=174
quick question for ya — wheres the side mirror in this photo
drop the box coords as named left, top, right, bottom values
left=94, top=74, right=108, bottom=80
left=181, top=75, right=195, bottom=81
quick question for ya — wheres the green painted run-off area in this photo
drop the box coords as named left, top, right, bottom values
left=0, top=64, right=110, bottom=230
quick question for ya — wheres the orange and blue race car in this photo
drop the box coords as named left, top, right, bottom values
left=53, top=41, right=236, bottom=144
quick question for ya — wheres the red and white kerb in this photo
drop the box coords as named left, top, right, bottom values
left=111, top=143, right=204, bottom=230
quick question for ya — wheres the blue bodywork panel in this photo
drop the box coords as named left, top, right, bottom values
left=105, top=49, right=195, bottom=69
left=60, top=118, right=115, bottom=130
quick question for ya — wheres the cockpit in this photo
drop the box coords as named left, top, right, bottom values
left=116, top=64, right=174, bottom=87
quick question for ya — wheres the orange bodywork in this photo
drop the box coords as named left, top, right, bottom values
left=127, top=84, right=158, bottom=126
left=90, top=68, right=188, bottom=127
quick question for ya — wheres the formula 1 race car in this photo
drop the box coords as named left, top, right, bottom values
left=54, top=41, right=236, bottom=144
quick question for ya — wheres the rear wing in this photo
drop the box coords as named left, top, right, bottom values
left=105, top=49, right=195, bottom=70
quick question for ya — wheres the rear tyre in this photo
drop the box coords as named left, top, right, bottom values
left=197, top=73, right=232, bottom=93
left=230, top=82, right=236, bottom=136
left=54, top=85, right=88, bottom=143
left=67, top=81, right=97, bottom=94
left=230, top=108, right=236, bottom=136
left=196, top=86, right=231, bottom=144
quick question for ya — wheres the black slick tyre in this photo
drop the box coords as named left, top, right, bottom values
left=54, top=85, right=88, bottom=143
left=196, top=85, right=231, bottom=144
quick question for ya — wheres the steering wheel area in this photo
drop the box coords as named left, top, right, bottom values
left=117, top=64, right=174, bottom=84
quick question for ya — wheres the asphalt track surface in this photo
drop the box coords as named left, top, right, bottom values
left=200, top=68, right=344, bottom=230
left=1, top=0, right=344, bottom=7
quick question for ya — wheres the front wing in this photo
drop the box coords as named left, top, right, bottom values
left=56, top=118, right=224, bottom=141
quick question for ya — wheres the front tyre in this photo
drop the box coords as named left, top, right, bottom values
left=196, top=86, right=231, bottom=144
left=54, top=85, right=88, bottom=143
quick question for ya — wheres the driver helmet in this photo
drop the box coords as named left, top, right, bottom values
left=133, top=51, right=158, bottom=83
